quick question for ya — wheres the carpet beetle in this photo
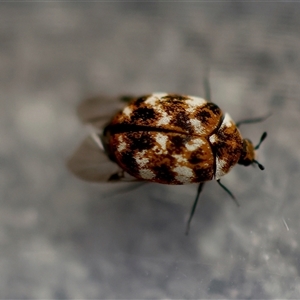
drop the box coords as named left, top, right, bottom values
left=68, top=92, right=267, bottom=234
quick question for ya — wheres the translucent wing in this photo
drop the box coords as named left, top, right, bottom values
left=77, top=95, right=135, bottom=131
left=67, top=134, right=139, bottom=183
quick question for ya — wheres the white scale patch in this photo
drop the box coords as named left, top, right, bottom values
left=155, top=133, right=168, bottom=150
left=117, top=136, right=126, bottom=152
left=172, top=154, right=188, bottom=163
left=123, top=106, right=132, bottom=117
left=144, top=93, right=168, bottom=106
left=118, top=142, right=127, bottom=152
left=131, top=128, right=157, bottom=179
left=139, top=168, right=155, bottom=180
left=221, top=113, right=234, bottom=129
left=185, top=138, right=204, bottom=151
left=174, top=166, right=194, bottom=183
left=190, top=119, right=205, bottom=135
left=215, top=158, right=228, bottom=180
left=185, top=96, right=207, bottom=113
left=135, top=150, right=149, bottom=168
left=209, top=134, right=217, bottom=144
left=156, top=110, right=171, bottom=126
left=153, top=133, right=168, bottom=155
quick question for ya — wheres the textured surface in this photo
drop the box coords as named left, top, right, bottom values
left=107, top=94, right=223, bottom=184
left=2, top=2, right=300, bottom=299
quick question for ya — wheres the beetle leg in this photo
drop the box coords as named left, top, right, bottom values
left=236, top=113, right=271, bottom=128
left=108, top=170, right=125, bottom=181
left=203, top=76, right=211, bottom=102
left=186, top=182, right=205, bottom=235
left=217, top=180, right=240, bottom=207
left=120, top=95, right=136, bottom=103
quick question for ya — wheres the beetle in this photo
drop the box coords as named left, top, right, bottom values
left=67, top=86, right=267, bottom=234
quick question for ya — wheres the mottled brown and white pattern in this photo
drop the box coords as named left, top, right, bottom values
left=104, top=94, right=244, bottom=184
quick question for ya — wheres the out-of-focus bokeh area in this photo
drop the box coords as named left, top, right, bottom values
left=1, top=2, right=300, bottom=298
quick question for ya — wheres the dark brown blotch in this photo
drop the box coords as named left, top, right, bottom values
left=194, top=103, right=222, bottom=124
left=213, top=140, right=227, bottom=157
left=195, top=109, right=212, bottom=124
left=194, top=166, right=213, bottom=181
left=131, top=107, right=157, bottom=122
left=152, top=163, right=176, bottom=183
left=188, top=150, right=206, bottom=164
left=205, top=102, right=222, bottom=115
left=214, top=139, right=240, bottom=159
left=172, top=111, right=192, bottom=132
left=169, top=135, right=190, bottom=153
left=119, top=151, right=139, bottom=174
left=127, top=132, right=155, bottom=151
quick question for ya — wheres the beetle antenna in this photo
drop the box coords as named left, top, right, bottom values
left=186, top=182, right=205, bottom=235
left=236, top=113, right=271, bottom=128
left=253, top=160, right=265, bottom=170
left=217, top=180, right=240, bottom=207
left=251, top=132, right=267, bottom=170
left=254, top=132, right=267, bottom=150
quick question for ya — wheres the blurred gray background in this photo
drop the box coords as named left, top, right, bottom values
left=1, top=2, right=300, bottom=299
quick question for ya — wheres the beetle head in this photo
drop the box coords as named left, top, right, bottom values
left=238, top=139, right=255, bottom=166
left=238, top=132, right=267, bottom=170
